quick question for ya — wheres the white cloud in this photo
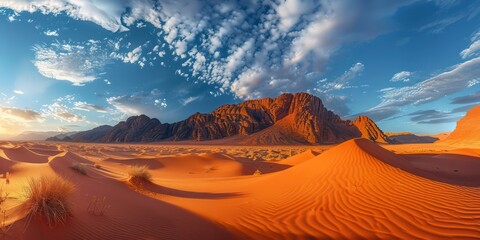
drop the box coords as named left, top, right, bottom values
left=390, top=71, right=412, bottom=82
left=1, top=0, right=418, bottom=100
left=364, top=57, right=480, bottom=120
left=0, top=106, right=43, bottom=135
left=460, top=31, right=480, bottom=59
left=44, top=102, right=85, bottom=122
left=180, top=96, right=200, bottom=106
left=332, top=62, right=365, bottom=90
left=0, top=106, right=42, bottom=121
left=154, top=99, right=167, bottom=108
left=13, top=90, right=24, bottom=95
left=315, top=62, right=365, bottom=93
left=276, top=0, right=315, bottom=32
left=73, top=102, right=108, bottom=113
left=0, top=0, right=130, bottom=32
left=33, top=41, right=108, bottom=86
left=107, top=89, right=167, bottom=117
left=118, top=45, right=142, bottom=64
left=43, top=29, right=59, bottom=36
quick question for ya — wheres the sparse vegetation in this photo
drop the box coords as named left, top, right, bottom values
left=253, top=169, right=262, bottom=176
left=4, top=173, right=9, bottom=185
left=70, top=163, right=87, bottom=175
left=0, top=187, right=11, bottom=238
left=127, top=165, right=152, bottom=183
left=24, top=175, right=75, bottom=228
left=93, top=163, right=102, bottom=169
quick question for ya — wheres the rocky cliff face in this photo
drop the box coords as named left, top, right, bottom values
left=437, top=105, right=480, bottom=146
left=353, top=116, right=392, bottom=143
left=54, top=92, right=388, bottom=144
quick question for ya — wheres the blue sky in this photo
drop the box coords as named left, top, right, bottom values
left=0, top=0, right=479, bottom=136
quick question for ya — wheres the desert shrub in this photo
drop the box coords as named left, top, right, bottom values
left=0, top=187, right=11, bottom=236
left=70, top=163, right=87, bottom=175
left=24, top=175, right=75, bottom=228
left=127, top=165, right=152, bottom=183
left=93, top=163, right=102, bottom=169
left=253, top=169, right=262, bottom=176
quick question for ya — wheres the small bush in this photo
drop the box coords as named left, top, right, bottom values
left=253, top=169, right=262, bottom=176
left=127, top=165, right=152, bottom=183
left=70, top=163, right=87, bottom=175
left=93, top=163, right=102, bottom=169
left=24, top=175, right=75, bottom=228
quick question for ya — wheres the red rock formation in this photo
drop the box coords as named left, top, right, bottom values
left=56, top=92, right=389, bottom=144
left=437, top=105, right=480, bottom=146
left=353, top=116, right=392, bottom=143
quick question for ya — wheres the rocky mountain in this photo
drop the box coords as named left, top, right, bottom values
left=47, top=126, right=112, bottom=142
left=437, top=105, right=480, bottom=146
left=352, top=116, right=391, bottom=143
left=385, top=132, right=439, bottom=144
left=49, top=93, right=389, bottom=144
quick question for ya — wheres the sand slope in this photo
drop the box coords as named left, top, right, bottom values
left=0, top=140, right=479, bottom=239
left=159, top=139, right=480, bottom=239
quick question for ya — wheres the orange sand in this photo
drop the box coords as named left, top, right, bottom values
left=0, top=139, right=478, bottom=239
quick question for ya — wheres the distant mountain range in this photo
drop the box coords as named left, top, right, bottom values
left=0, top=131, right=77, bottom=141
left=47, top=92, right=391, bottom=145
left=385, top=132, right=440, bottom=144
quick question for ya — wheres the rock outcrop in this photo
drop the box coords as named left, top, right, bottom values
left=50, top=92, right=389, bottom=144
left=353, top=116, right=392, bottom=143
left=437, top=105, right=480, bottom=146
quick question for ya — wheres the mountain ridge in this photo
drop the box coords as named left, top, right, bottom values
left=48, top=92, right=390, bottom=144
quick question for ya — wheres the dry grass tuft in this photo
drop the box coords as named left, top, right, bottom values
left=70, top=163, right=87, bottom=175
left=24, top=175, right=75, bottom=228
left=127, top=165, right=152, bottom=184
left=0, top=187, right=11, bottom=237
left=253, top=169, right=262, bottom=176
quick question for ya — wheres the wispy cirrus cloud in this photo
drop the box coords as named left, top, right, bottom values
left=362, top=57, right=480, bottom=121
left=461, top=30, right=480, bottom=59
left=180, top=96, right=201, bottom=106
left=73, top=102, right=108, bottom=113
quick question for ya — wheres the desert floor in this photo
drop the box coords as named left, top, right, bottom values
left=0, top=139, right=479, bottom=239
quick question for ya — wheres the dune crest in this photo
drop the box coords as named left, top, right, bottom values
left=174, top=139, right=480, bottom=239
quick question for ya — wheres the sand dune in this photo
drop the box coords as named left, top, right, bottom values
left=438, top=105, right=480, bottom=147
left=1, top=146, right=49, bottom=163
left=157, top=139, right=480, bottom=239
left=104, top=152, right=255, bottom=178
left=0, top=155, right=15, bottom=173
left=0, top=140, right=478, bottom=239
left=280, top=149, right=318, bottom=166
